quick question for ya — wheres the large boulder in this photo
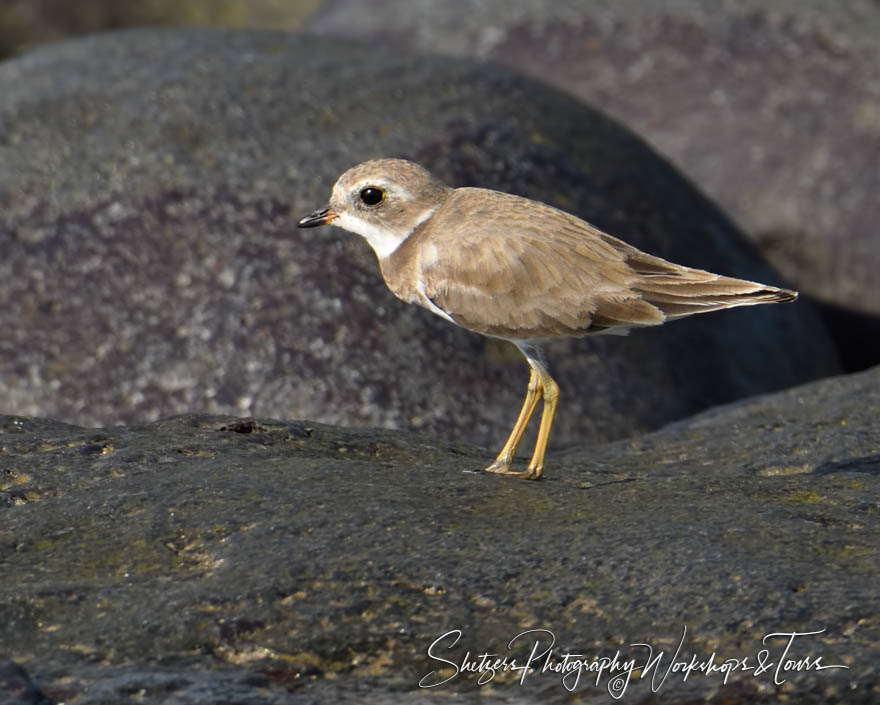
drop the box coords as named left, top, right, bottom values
left=2, top=364, right=878, bottom=703
left=0, top=28, right=838, bottom=448
left=305, top=0, right=880, bottom=361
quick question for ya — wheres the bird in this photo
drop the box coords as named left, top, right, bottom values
left=297, top=159, right=797, bottom=480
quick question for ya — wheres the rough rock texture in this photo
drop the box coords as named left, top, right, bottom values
left=2, top=365, right=879, bottom=704
left=305, top=0, right=880, bottom=323
left=0, top=29, right=838, bottom=449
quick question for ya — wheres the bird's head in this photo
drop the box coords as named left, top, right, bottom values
left=297, top=158, right=451, bottom=259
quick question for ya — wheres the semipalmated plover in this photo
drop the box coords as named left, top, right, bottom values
left=298, top=159, right=796, bottom=480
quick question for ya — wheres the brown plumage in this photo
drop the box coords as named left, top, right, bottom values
left=385, top=188, right=794, bottom=338
left=298, top=159, right=797, bottom=480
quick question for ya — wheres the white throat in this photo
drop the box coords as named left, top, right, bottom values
left=334, top=206, right=437, bottom=260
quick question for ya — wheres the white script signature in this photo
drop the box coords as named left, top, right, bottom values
left=419, top=627, right=849, bottom=697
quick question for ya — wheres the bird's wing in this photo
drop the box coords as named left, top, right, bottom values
left=414, top=188, right=667, bottom=339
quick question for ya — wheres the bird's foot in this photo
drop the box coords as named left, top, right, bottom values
left=524, top=464, right=543, bottom=481
left=484, top=460, right=542, bottom=481
left=484, top=458, right=514, bottom=474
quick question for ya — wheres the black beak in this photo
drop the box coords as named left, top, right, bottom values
left=297, top=207, right=336, bottom=228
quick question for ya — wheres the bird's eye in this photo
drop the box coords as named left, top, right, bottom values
left=359, top=186, right=385, bottom=206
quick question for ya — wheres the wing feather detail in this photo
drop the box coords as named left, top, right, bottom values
left=383, top=187, right=796, bottom=340
left=408, top=189, right=663, bottom=338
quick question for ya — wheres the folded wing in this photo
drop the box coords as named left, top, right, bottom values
left=410, top=188, right=795, bottom=340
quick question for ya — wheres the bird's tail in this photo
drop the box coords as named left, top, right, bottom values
left=634, top=268, right=797, bottom=320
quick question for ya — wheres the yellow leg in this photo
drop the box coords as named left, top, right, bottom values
left=484, top=348, right=559, bottom=480
left=524, top=367, right=559, bottom=480
left=485, top=368, right=542, bottom=475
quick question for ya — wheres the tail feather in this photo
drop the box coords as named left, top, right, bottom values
left=634, top=272, right=797, bottom=320
left=596, top=231, right=798, bottom=325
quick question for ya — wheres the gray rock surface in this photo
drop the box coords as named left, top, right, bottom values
left=305, top=0, right=880, bottom=319
left=2, top=365, right=878, bottom=703
left=0, top=28, right=838, bottom=449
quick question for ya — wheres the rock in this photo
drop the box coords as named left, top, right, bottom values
left=304, top=0, right=880, bottom=332
left=0, top=661, right=52, bottom=705
left=2, top=364, right=878, bottom=703
left=0, top=0, right=321, bottom=58
left=0, top=29, right=838, bottom=448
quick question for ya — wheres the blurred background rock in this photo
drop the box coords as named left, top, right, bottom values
left=2, top=0, right=877, bottom=373
left=303, top=0, right=880, bottom=370
left=4, top=28, right=838, bottom=441
left=0, top=0, right=321, bottom=58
